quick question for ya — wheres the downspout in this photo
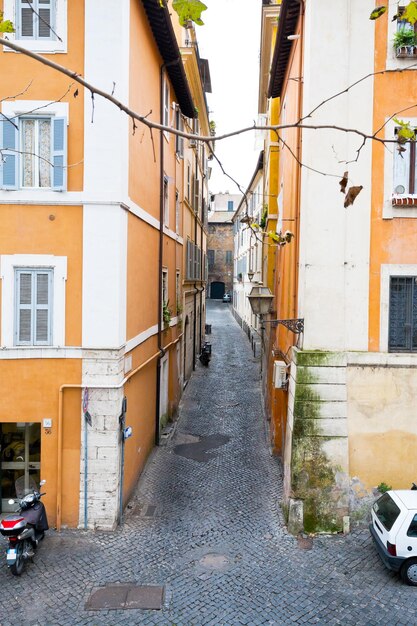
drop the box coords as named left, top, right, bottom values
left=294, top=3, right=305, bottom=326
left=192, top=150, right=198, bottom=369
left=200, top=171, right=206, bottom=346
left=156, top=59, right=182, bottom=442
left=155, top=62, right=166, bottom=445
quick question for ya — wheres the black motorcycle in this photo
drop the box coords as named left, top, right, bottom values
left=199, top=341, right=212, bottom=366
left=0, top=477, right=48, bottom=576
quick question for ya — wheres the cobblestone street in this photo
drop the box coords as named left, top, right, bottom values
left=1, top=301, right=416, bottom=625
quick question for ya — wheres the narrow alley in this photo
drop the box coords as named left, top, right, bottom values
left=0, top=302, right=416, bottom=626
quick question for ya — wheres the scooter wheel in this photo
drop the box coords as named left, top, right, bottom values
left=10, top=543, right=25, bottom=576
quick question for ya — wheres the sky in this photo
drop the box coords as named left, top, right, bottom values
left=196, top=1, right=262, bottom=195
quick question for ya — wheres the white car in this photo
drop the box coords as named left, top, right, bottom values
left=370, top=489, right=417, bottom=585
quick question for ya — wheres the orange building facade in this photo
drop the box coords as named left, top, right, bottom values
left=0, top=0, right=209, bottom=528
left=259, top=0, right=417, bottom=532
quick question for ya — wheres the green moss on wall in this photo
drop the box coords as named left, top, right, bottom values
left=291, top=365, right=342, bottom=533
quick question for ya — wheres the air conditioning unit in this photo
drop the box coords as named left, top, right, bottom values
left=273, top=360, right=288, bottom=389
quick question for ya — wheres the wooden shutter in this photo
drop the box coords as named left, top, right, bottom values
left=52, top=117, right=67, bottom=191
left=16, top=272, right=33, bottom=344
left=15, top=269, right=52, bottom=345
left=20, top=0, right=35, bottom=37
left=1, top=116, right=18, bottom=190
left=38, top=0, right=52, bottom=38
left=35, top=272, right=51, bottom=344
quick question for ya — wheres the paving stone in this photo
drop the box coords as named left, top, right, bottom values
left=1, top=303, right=417, bottom=624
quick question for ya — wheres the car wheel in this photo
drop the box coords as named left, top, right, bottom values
left=401, top=558, right=417, bottom=586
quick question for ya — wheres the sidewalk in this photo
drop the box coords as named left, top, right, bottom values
left=0, top=301, right=416, bottom=626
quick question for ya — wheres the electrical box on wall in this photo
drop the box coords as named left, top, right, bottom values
left=273, top=360, right=288, bottom=389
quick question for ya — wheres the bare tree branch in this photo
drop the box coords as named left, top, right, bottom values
left=0, top=36, right=405, bottom=150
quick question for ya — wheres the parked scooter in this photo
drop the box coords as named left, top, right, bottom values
left=199, top=341, right=212, bottom=366
left=0, top=477, right=48, bottom=576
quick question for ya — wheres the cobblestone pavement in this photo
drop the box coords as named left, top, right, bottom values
left=1, top=301, right=417, bottom=626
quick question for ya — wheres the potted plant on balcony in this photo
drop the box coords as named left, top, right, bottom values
left=394, top=27, right=417, bottom=58
left=163, top=301, right=172, bottom=330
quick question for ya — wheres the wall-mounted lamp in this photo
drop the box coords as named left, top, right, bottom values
left=287, top=34, right=300, bottom=41
left=248, top=269, right=255, bottom=282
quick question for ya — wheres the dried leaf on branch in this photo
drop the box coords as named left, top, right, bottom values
left=344, top=186, right=363, bottom=208
left=339, top=171, right=349, bottom=194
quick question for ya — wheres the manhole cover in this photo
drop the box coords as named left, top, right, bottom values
left=199, top=553, right=230, bottom=570
left=86, top=585, right=164, bottom=610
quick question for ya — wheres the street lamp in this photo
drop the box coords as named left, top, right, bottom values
left=247, top=285, right=274, bottom=316
left=247, top=285, right=305, bottom=334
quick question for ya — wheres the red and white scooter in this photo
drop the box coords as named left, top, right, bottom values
left=0, top=477, right=48, bottom=576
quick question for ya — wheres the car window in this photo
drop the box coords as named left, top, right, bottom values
left=407, top=514, right=417, bottom=537
left=373, top=493, right=401, bottom=531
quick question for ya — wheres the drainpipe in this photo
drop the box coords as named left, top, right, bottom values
left=192, top=150, right=198, bottom=369
left=294, top=3, right=305, bottom=328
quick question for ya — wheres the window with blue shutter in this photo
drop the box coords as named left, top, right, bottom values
left=388, top=276, right=417, bottom=352
left=17, top=0, right=55, bottom=40
left=52, top=117, right=66, bottom=190
left=0, top=115, right=67, bottom=191
left=15, top=268, right=53, bottom=346
left=1, top=116, right=18, bottom=189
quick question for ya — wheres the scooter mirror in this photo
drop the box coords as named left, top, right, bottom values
left=8, top=499, right=15, bottom=505
left=40, top=479, right=46, bottom=486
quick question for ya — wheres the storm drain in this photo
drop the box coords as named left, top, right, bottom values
left=86, top=585, right=165, bottom=610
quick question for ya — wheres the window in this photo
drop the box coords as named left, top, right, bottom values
left=193, top=176, right=200, bottom=212
left=175, top=108, right=184, bottom=157
left=15, top=268, right=53, bottom=345
left=393, top=128, right=416, bottom=196
left=186, top=163, right=191, bottom=202
left=162, top=269, right=168, bottom=319
left=175, top=189, right=180, bottom=233
left=176, top=271, right=181, bottom=314
left=408, top=514, right=417, bottom=538
left=395, top=8, right=417, bottom=58
left=388, top=276, right=417, bottom=351
left=17, top=0, right=55, bottom=40
left=207, top=249, right=215, bottom=270
left=163, top=76, right=170, bottom=129
left=0, top=114, right=67, bottom=190
left=186, top=241, right=202, bottom=280
left=373, top=493, right=401, bottom=531
left=163, top=176, right=169, bottom=225
left=227, top=200, right=234, bottom=212
left=226, top=250, right=233, bottom=264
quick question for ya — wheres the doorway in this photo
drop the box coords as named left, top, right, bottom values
left=0, top=423, right=41, bottom=513
left=210, top=281, right=225, bottom=299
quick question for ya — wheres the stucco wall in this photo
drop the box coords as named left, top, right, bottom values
left=347, top=361, right=417, bottom=493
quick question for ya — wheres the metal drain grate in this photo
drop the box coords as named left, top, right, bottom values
left=86, top=585, right=165, bottom=610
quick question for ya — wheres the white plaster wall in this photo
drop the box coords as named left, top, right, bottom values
left=84, top=0, right=130, bottom=196
left=298, top=0, right=375, bottom=351
left=82, top=205, right=127, bottom=348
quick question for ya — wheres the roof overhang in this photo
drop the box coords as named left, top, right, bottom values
left=267, top=0, right=301, bottom=99
left=141, top=0, right=196, bottom=118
